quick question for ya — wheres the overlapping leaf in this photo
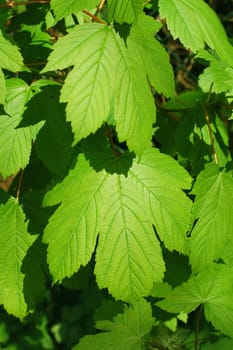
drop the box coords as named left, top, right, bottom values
left=127, top=14, right=174, bottom=97
left=0, top=198, right=36, bottom=319
left=197, top=50, right=233, bottom=95
left=107, top=0, right=144, bottom=24
left=0, top=30, right=27, bottom=104
left=159, top=0, right=233, bottom=66
left=43, top=149, right=191, bottom=302
left=157, top=264, right=233, bottom=338
left=0, top=79, right=44, bottom=179
left=189, top=164, right=233, bottom=272
left=50, top=0, right=98, bottom=21
left=41, top=22, right=157, bottom=156
left=73, top=299, right=154, bottom=349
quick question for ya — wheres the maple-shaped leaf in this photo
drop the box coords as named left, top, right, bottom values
left=189, top=164, right=233, bottom=272
left=41, top=22, right=155, bottom=156
left=127, top=14, right=175, bottom=97
left=157, top=264, right=233, bottom=338
left=0, top=79, right=44, bottom=179
left=43, top=149, right=191, bottom=302
left=0, top=30, right=27, bottom=104
left=107, top=0, right=144, bottom=24
left=73, top=299, right=154, bottom=350
left=158, top=0, right=233, bottom=66
left=0, top=198, right=36, bottom=319
left=50, top=0, right=98, bottom=21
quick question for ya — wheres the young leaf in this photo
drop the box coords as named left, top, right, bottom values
left=189, top=164, right=233, bottom=272
left=158, top=0, right=233, bottom=66
left=127, top=14, right=175, bottom=97
left=107, top=0, right=144, bottom=24
left=73, top=299, right=154, bottom=350
left=157, top=264, right=233, bottom=338
left=0, top=198, right=36, bottom=319
left=42, top=23, right=155, bottom=156
left=50, top=0, right=98, bottom=21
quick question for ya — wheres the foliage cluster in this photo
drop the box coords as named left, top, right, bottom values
left=0, top=0, right=233, bottom=349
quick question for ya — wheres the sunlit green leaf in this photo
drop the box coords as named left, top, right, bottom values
left=73, top=299, right=154, bottom=350
left=157, top=264, right=233, bottom=338
left=0, top=198, right=36, bottom=319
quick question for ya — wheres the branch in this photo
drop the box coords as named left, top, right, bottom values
left=94, top=0, right=106, bottom=18
left=16, top=169, right=24, bottom=200
left=0, top=0, right=49, bottom=8
left=82, top=9, right=105, bottom=24
left=195, top=304, right=204, bottom=350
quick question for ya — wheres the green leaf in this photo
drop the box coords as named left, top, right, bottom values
left=158, top=0, right=233, bottom=66
left=157, top=264, right=233, bottom=338
left=127, top=14, right=175, bottom=97
left=0, top=198, right=36, bottom=319
left=43, top=149, right=191, bottom=302
left=107, top=0, right=144, bottom=24
left=0, top=31, right=27, bottom=103
left=0, top=30, right=26, bottom=72
left=42, top=23, right=156, bottom=156
left=43, top=154, right=106, bottom=282
left=95, top=170, right=165, bottom=302
left=189, top=164, right=233, bottom=272
left=0, top=115, right=43, bottom=178
left=50, top=0, right=98, bottom=21
left=197, top=51, right=233, bottom=94
left=202, top=338, right=233, bottom=350
left=129, top=149, right=192, bottom=253
left=73, top=299, right=154, bottom=350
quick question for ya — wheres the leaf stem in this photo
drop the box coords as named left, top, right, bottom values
left=105, top=124, right=119, bottom=158
left=205, top=108, right=218, bottom=164
left=94, top=0, right=106, bottom=18
left=16, top=169, right=24, bottom=200
left=195, top=304, right=203, bottom=350
left=82, top=9, right=105, bottom=24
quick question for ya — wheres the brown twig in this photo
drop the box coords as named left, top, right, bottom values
left=16, top=169, right=24, bottom=200
left=82, top=9, right=105, bottom=24
left=105, top=123, right=119, bottom=158
left=0, top=0, right=49, bottom=7
left=94, top=0, right=106, bottom=18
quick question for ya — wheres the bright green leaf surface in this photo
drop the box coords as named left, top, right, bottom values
left=189, top=164, right=233, bottom=272
left=108, top=0, right=144, bottom=24
left=157, top=264, right=233, bottom=338
left=128, top=14, right=175, bottom=97
left=129, top=149, right=192, bottom=253
left=42, top=23, right=156, bottom=156
left=0, top=79, right=44, bottom=178
left=159, top=0, right=233, bottom=66
left=0, top=31, right=27, bottom=104
left=73, top=299, right=154, bottom=349
left=0, top=115, right=43, bottom=178
left=197, top=51, right=233, bottom=94
left=44, top=149, right=191, bottom=302
left=0, top=30, right=26, bottom=72
left=95, top=172, right=165, bottom=301
left=50, top=0, right=98, bottom=21
left=43, top=154, right=106, bottom=282
left=0, top=198, right=36, bottom=319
